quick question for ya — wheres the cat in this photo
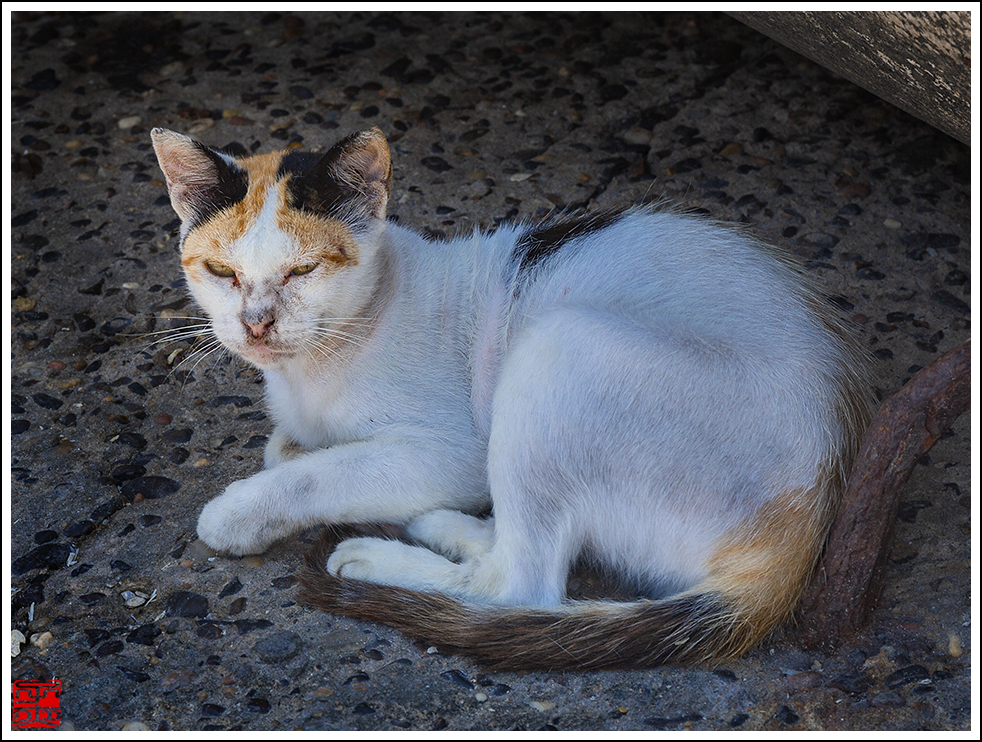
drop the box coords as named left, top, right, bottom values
left=151, top=126, right=874, bottom=670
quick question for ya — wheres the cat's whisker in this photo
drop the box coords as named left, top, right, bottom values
left=300, top=338, right=347, bottom=363
left=309, top=328, right=370, bottom=347
left=136, top=328, right=214, bottom=346
left=178, top=340, right=229, bottom=379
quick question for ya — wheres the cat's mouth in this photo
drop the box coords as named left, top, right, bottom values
left=239, top=340, right=296, bottom=366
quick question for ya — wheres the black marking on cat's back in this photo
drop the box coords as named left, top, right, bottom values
left=513, top=209, right=626, bottom=275
left=186, top=142, right=249, bottom=232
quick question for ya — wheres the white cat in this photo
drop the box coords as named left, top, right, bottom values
left=152, top=126, right=873, bottom=669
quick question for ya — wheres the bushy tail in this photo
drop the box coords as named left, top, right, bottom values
left=298, top=495, right=831, bottom=672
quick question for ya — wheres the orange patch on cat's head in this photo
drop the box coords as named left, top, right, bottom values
left=180, top=150, right=359, bottom=273
left=276, top=205, right=360, bottom=269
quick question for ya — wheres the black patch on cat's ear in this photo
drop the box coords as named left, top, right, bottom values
left=151, top=128, right=248, bottom=230
left=285, top=127, right=391, bottom=224
left=514, top=209, right=627, bottom=274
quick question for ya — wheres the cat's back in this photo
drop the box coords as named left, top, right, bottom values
left=506, top=207, right=839, bottom=361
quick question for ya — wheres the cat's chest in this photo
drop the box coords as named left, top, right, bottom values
left=263, top=366, right=379, bottom=448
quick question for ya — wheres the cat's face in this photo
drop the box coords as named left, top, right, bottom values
left=152, top=128, right=391, bottom=369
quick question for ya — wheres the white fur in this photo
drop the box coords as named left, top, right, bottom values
left=189, top=205, right=853, bottom=607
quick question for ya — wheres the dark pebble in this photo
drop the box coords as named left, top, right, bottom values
left=246, top=698, right=271, bottom=713
left=166, top=590, right=209, bottom=618
left=115, top=432, right=147, bottom=450
left=830, top=672, right=871, bottom=694
left=12, top=543, right=72, bottom=576
left=100, top=317, right=133, bottom=336
left=32, top=392, right=64, bottom=410
left=728, top=713, right=749, bottom=727
left=84, top=629, right=109, bottom=647
left=944, top=268, right=969, bottom=286
left=856, top=267, right=886, bottom=281
left=211, top=395, right=253, bottom=408
left=12, top=580, right=45, bottom=608
left=421, top=156, right=453, bottom=172
left=871, top=690, right=905, bottom=708
left=90, top=497, right=124, bottom=524
left=785, top=156, right=817, bottom=168
left=236, top=411, right=266, bottom=421
left=599, top=83, right=628, bottom=102
left=243, top=435, right=267, bottom=449
left=121, top=476, right=181, bottom=501
left=344, top=671, right=370, bottom=685
left=234, top=618, right=272, bottom=634
left=896, top=499, right=932, bottom=523
left=13, top=419, right=30, bottom=435
left=219, top=577, right=243, bottom=598
left=644, top=714, right=703, bottom=730
left=112, top=464, right=147, bottom=481
left=885, top=664, right=930, bottom=688
left=163, top=428, right=193, bottom=444
left=271, top=575, right=298, bottom=589
left=118, top=666, right=150, bottom=683
left=140, top=515, right=163, bottom=527
left=901, top=232, right=960, bottom=252
left=229, top=598, right=248, bottom=616
left=34, top=530, right=59, bottom=544
left=127, top=624, right=161, bottom=646
left=13, top=209, right=40, bottom=227
left=197, top=622, right=224, bottom=640
left=127, top=382, right=148, bottom=396
left=352, top=702, right=375, bottom=716
left=672, top=158, right=702, bottom=173
left=774, top=705, right=799, bottom=724
left=713, top=669, right=737, bottom=682
left=110, top=559, right=132, bottom=571
left=201, top=703, right=225, bottom=718
left=440, top=669, right=473, bottom=689
left=96, top=640, right=124, bottom=657
left=254, top=630, right=301, bottom=663
left=169, top=448, right=190, bottom=464
left=932, top=289, right=969, bottom=314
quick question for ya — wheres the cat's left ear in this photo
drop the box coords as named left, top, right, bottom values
left=306, top=127, right=392, bottom=222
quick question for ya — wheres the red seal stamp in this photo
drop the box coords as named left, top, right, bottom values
left=11, top=679, right=62, bottom=730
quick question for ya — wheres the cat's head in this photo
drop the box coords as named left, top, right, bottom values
left=151, top=127, right=392, bottom=369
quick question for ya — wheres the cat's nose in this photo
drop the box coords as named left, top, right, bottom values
left=244, top=318, right=275, bottom=339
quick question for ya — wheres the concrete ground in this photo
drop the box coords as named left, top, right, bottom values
left=7, top=10, right=974, bottom=732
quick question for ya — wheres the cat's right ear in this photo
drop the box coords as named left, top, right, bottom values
left=151, top=128, right=247, bottom=226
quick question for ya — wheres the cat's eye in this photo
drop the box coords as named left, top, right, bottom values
left=289, top=263, right=319, bottom=277
left=205, top=261, right=236, bottom=278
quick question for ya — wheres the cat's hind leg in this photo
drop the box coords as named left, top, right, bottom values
left=406, top=510, right=495, bottom=562
left=327, top=537, right=471, bottom=593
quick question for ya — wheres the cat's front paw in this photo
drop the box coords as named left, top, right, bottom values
left=197, top=474, right=292, bottom=555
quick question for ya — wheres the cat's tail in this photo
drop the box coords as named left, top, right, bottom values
left=299, top=481, right=839, bottom=671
